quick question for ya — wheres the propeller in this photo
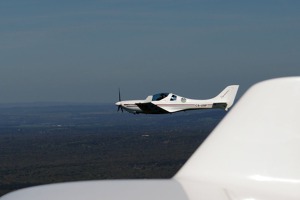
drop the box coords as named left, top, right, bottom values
left=117, top=88, right=123, bottom=112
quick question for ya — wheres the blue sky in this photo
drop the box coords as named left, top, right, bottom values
left=0, top=0, right=299, bottom=103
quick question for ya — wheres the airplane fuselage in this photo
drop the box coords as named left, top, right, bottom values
left=116, top=85, right=239, bottom=114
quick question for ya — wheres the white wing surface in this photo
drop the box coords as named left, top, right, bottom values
left=176, top=77, right=300, bottom=199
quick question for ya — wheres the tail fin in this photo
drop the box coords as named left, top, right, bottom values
left=213, top=85, right=239, bottom=110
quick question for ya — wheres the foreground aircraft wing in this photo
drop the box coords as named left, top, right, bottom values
left=2, top=77, right=300, bottom=200
left=136, top=102, right=169, bottom=114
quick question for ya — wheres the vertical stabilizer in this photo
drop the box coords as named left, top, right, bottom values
left=213, top=85, right=239, bottom=110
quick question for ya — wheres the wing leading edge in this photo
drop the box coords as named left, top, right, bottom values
left=136, top=102, right=169, bottom=114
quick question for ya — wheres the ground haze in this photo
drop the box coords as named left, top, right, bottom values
left=0, top=103, right=226, bottom=196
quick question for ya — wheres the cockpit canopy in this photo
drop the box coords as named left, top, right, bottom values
left=152, top=93, right=169, bottom=101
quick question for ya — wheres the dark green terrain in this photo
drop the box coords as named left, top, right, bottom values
left=0, top=103, right=226, bottom=196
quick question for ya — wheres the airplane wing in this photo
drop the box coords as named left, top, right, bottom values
left=136, top=102, right=170, bottom=114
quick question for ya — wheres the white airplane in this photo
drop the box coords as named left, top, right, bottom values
left=1, top=77, right=300, bottom=200
left=116, top=85, right=239, bottom=114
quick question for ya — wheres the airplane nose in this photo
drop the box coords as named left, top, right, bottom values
left=116, top=102, right=124, bottom=112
